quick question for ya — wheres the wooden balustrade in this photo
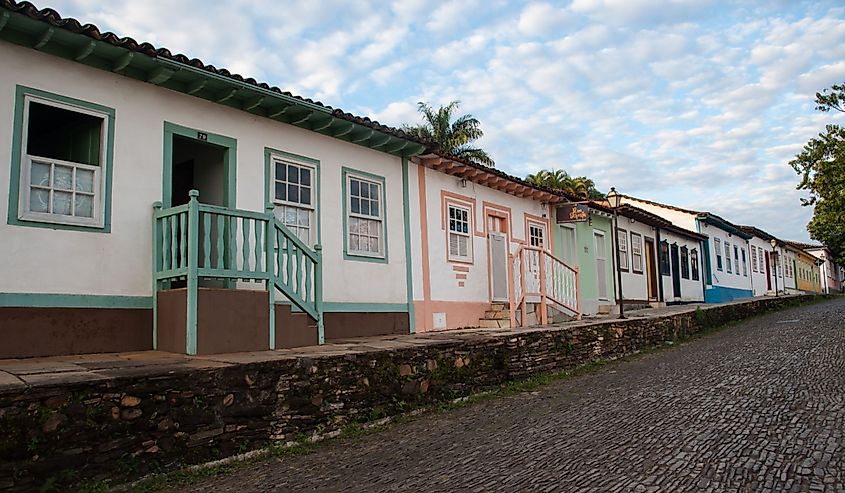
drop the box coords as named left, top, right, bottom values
left=509, top=245, right=580, bottom=328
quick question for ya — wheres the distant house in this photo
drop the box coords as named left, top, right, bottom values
left=785, top=242, right=824, bottom=294
left=803, top=245, right=843, bottom=294
left=620, top=196, right=753, bottom=303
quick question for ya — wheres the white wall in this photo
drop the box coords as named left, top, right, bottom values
left=615, top=216, right=656, bottom=302
left=660, top=229, right=705, bottom=302
left=420, top=166, right=549, bottom=305
left=0, top=42, right=408, bottom=304
left=700, top=224, right=752, bottom=292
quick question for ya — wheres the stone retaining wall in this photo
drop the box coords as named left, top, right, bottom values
left=0, top=295, right=820, bottom=491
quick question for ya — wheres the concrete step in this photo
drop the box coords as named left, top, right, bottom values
left=490, top=303, right=507, bottom=311
left=484, top=309, right=509, bottom=320
left=478, top=318, right=511, bottom=329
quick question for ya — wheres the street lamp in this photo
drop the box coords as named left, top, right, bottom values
left=607, top=187, right=625, bottom=319
left=770, top=239, right=779, bottom=297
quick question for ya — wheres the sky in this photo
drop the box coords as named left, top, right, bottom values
left=45, top=0, right=845, bottom=242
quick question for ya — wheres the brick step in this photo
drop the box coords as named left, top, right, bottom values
left=478, top=318, right=511, bottom=329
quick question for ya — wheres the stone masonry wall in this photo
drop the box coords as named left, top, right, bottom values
left=0, top=295, right=820, bottom=491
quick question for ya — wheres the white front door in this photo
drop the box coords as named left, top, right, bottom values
left=594, top=230, right=608, bottom=300
left=489, top=232, right=509, bottom=302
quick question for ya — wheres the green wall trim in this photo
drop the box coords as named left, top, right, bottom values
left=401, top=157, right=416, bottom=333
left=263, top=147, right=322, bottom=245
left=0, top=293, right=153, bottom=309
left=161, top=121, right=237, bottom=208
left=341, top=166, right=388, bottom=263
left=7, top=85, right=115, bottom=233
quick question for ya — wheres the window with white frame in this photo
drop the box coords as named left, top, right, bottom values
left=18, top=95, right=109, bottom=227
left=725, top=241, right=732, bottom=273
left=272, top=156, right=315, bottom=244
left=715, top=238, right=723, bottom=271
left=529, top=223, right=545, bottom=248
left=617, top=228, right=629, bottom=270
left=751, top=245, right=758, bottom=272
left=630, top=232, right=643, bottom=273
left=346, top=174, right=384, bottom=257
left=734, top=245, right=740, bottom=276
left=741, top=248, right=748, bottom=276
left=448, top=204, right=472, bottom=262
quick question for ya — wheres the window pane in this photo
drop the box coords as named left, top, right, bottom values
left=54, top=165, right=73, bottom=191
left=76, top=169, right=94, bottom=193
left=360, top=200, right=370, bottom=216
left=300, top=187, right=311, bottom=206
left=350, top=234, right=359, bottom=251
left=31, top=162, right=51, bottom=186
left=298, top=209, right=309, bottom=226
left=300, top=168, right=311, bottom=186
left=351, top=197, right=360, bottom=214
left=27, top=101, right=103, bottom=166
left=29, top=188, right=49, bottom=212
left=275, top=182, right=286, bottom=201
left=75, top=194, right=93, bottom=217
left=358, top=219, right=369, bottom=235
left=370, top=184, right=379, bottom=201
left=369, top=236, right=379, bottom=253
left=371, top=201, right=379, bottom=217
left=53, top=191, right=72, bottom=215
left=351, top=179, right=359, bottom=197
left=275, top=162, right=285, bottom=182
left=288, top=165, right=299, bottom=184
left=288, top=184, right=299, bottom=203
left=360, top=182, right=369, bottom=199
left=285, top=207, right=297, bottom=224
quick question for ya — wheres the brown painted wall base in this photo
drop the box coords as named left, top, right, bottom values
left=157, top=288, right=270, bottom=355
left=274, top=305, right=409, bottom=348
left=0, top=307, right=151, bottom=359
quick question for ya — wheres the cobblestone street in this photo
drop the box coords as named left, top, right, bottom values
left=175, top=298, right=845, bottom=493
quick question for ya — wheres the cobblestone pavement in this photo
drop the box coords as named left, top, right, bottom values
left=175, top=298, right=845, bottom=493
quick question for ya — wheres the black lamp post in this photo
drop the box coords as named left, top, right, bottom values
left=770, top=239, right=779, bottom=297
left=607, top=187, right=625, bottom=319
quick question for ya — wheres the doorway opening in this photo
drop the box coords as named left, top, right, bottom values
left=645, top=238, right=658, bottom=301
left=171, top=136, right=227, bottom=207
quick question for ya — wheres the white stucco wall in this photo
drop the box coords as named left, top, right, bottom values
left=0, top=42, right=408, bottom=304
left=660, top=229, right=705, bottom=302
left=616, top=216, right=655, bottom=303
left=420, top=166, right=550, bottom=306
left=700, top=224, right=752, bottom=292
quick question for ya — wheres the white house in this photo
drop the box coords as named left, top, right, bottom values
left=804, top=245, right=843, bottom=294
left=620, top=196, right=753, bottom=303
left=0, top=2, right=434, bottom=357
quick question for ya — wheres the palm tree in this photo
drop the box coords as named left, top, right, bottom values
left=525, top=169, right=605, bottom=199
left=402, top=101, right=495, bottom=167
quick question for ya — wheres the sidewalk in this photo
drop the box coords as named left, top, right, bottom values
left=0, top=298, right=757, bottom=393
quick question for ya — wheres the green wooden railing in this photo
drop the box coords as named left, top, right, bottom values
left=152, top=190, right=323, bottom=354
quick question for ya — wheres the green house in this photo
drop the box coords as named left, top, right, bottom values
left=552, top=203, right=617, bottom=316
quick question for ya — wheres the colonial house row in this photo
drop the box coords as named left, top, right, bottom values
left=0, top=1, right=570, bottom=358
left=0, top=2, right=831, bottom=361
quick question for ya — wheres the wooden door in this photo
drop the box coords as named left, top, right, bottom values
left=487, top=216, right=509, bottom=302
left=670, top=244, right=681, bottom=298
left=645, top=238, right=658, bottom=300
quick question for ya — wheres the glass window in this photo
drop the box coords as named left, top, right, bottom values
left=630, top=232, right=643, bottom=273
left=529, top=224, right=545, bottom=248
left=715, top=238, right=723, bottom=271
left=617, top=228, right=629, bottom=271
left=691, top=249, right=700, bottom=281
left=19, top=97, right=107, bottom=227
left=272, top=156, right=315, bottom=244
left=734, top=245, right=740, bottom=276
left=725, top=242, right=732, bottom=273
left=347, top=175, right=384, bottom=257
left=741, top=248, right=748, bottom=276
left=448, top=204, right=472, bottom=262
left=660, top=241, right=670, bottom=276
left=680, top=246, right=690, bottom=279
left=751, top=245, right=758, bottom=273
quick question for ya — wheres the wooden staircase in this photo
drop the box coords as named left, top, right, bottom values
left=478, top=303, right=512, bottom=328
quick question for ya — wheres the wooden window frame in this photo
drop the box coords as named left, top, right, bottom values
left=630, top=231, right=643, bottom=274
left=447, top=202, right=473, bottom=264
left=617, top=227, right=629, bottom=272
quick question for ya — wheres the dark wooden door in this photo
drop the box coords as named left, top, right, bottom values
left=645, top=239, right=658, bottom=300
left=765, top=252, right=772, bottom=290
left=670, top=244, right=681, bottom=298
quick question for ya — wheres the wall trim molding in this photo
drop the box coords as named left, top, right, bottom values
left=0, top=293, right=153, bottom=309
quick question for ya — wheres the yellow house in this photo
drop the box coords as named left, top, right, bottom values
left=788, top=242, right=823, bottom=294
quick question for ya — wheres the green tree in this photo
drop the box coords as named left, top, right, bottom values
left=790, top=82, right=845, bottom=265
left=526, top=169, right=605, bottom=199
left=402, top=101, right=495, bottom=167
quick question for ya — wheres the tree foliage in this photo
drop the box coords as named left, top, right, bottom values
left=790, top=82, right=845, bottom=265
left=402, top=101, right=495, bottom=167
left=525, top=169, right=605, bottom=199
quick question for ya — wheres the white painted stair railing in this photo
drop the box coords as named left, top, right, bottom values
left=508, top=245, right=580, bottom=328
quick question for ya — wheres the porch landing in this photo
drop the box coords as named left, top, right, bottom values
left=1, top=300, right=713, bottom=392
